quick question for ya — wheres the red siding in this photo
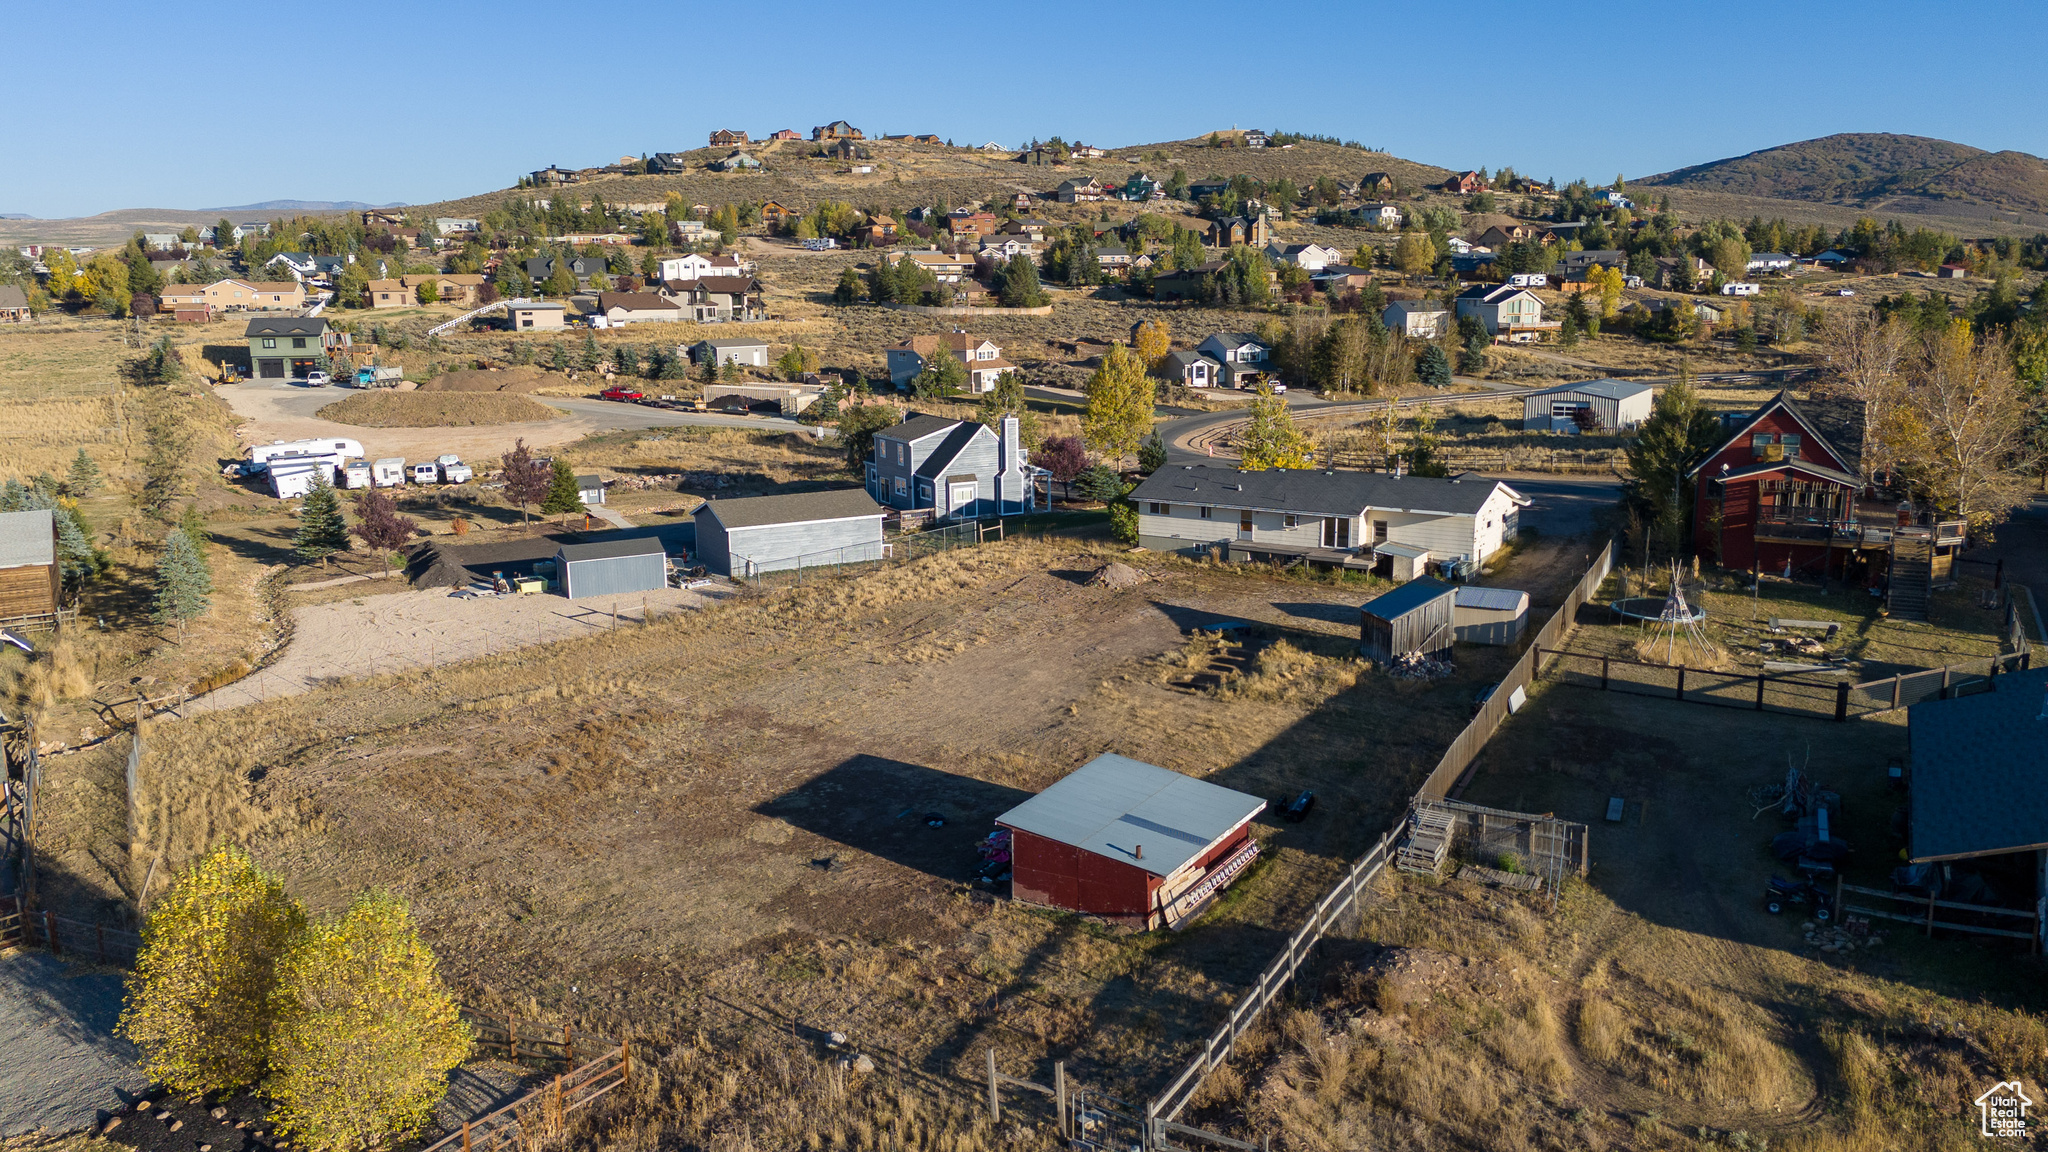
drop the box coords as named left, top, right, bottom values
left=1005, top=827, right=1157, bottom=918
left=1692, top=404, right=1851, bottom=570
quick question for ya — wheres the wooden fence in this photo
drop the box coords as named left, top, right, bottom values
left=1141, top=540, right=1618, bottom=1134
left=0, top=896, right=143, bottom=965
left=419, top=1042, right=631, bottom=1152
left=1536, top=646, right=2031, bottom=721
left=463, top=1008, right=612, bottom=1072
left=1836, top=881, right=2041, bottom=946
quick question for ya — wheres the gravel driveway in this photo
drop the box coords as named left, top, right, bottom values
left=188, top=584, right=728, bottom=714
left=0, top=951, right=146, bottom=1136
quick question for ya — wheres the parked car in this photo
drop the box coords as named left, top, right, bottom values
left=411, top=461, right=441, bottom=484
left=600, top=386, right=644, bottom=402
left=305, top=370, right=331, bottom=387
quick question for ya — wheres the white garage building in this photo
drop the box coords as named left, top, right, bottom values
left=1520, top=379, right=1654, bottom=433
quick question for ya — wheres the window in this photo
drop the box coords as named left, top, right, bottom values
left=1148, top=502, right=1167, bottom=515
left=1322, top=517, right=1351, bottom=548
left=1198, top=506, right=1212, bottom=520
left=1779, top=433, right=1801, bottom=457
left=261, top=338, right=276, bottom=348
left=1751, top=433, right=1773, bottom=458
left=1372, top=520, right=1389, bottom=543
left=1239, top=511, right=1253, bottom=533
left=291, top=338, right=306, bottom=349
left=892, top=477, right=907, bottom=495
left=1283, top=514, right=1298, bottom=528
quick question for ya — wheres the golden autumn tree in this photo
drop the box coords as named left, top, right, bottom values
left=266, top=891, right=472, bottom=1152
left=1131, top=319, right=1172, bottom=370
left=117, top=845, right=307, bottom=1094
left=1238, top=382, right=1314, bottom=471
left=1082, top=342, right=1153, bottom=466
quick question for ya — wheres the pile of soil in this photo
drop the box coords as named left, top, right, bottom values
left=316, top=391, right=563, bottom=428
left=416, top=367, right=553, bottom=393
left=1088, top=561, right=1146, bottom=589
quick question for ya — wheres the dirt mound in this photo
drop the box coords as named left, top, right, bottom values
left=316, top=391, right=563, bottom=428
left=1088, top=561, right=1146, bottom=589
left=415, top=367, right=553, bottom=393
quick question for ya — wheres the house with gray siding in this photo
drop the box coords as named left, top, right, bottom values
left=864, top=414, right=1038, bottom=520
left=1126, top=465, right=1527, bottom=578
left=693, top=488, right=887, bottom=577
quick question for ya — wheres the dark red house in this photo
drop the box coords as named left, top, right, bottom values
left=996, top=753, right=1265, bottom=930
left=1688, top=392, right=1966, bottom=610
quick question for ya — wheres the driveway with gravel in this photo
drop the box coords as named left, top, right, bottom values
left=188, top=583, right=730, bottom=714
left=0, top=950, right=146, bottom=1136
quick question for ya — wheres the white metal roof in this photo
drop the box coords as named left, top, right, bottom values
left=1455, top=585, right=1529, bottom=612
left=0, top=509, right=56, bottom=569
left=996, top=753, right=1265, bottom=879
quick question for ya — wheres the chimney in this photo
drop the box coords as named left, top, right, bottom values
left=1133, top=844, right=1143, bottom=859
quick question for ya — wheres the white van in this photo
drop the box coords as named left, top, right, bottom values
left=341, top=462, right=372, bottom=489
left=372, top=458, right=407, bottom=487
left=411, top=461, right=441, bottom=484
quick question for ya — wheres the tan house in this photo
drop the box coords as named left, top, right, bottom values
left=0, top=285, right=28, bottom=322
left=200, top=279, right=304, bottom=310
left=886, top=332, right=1015, bottom=393
left=761, top=200, right=799, bottom=230
left=402, top=274, right=486, bottom=307
left=365, top=279, right=412, bottom=308
left=507, top=301, right=567, bottom=330
left=709, top=128, right=749, bottom=146
left=894, top=250, right=977, bottom=282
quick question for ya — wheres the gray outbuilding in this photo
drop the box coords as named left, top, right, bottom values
left=577, top=475, right=605, bottom=505
left=1520, top=379, right=1654, bottom=432
left=1359, top=577, right=1457, bottom=665
left=1452, top=585, right=1530, bottom=646
left=693, top=488, right=887, bottom=577
left=554, top=537, right=668, bottom=599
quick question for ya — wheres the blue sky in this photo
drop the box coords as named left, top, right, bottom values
left=7, top=0, right=2043, bottom=218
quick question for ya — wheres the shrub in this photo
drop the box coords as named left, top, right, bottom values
left=1108, top=500, right=1138, bottom=543
left=267, top=891, right=471, bottom=1151
left=117, top=845, right=307, bottom=1094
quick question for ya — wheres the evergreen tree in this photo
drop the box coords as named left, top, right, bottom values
left=833, top=266, right=863, bottom=305
left=53, top=503, right=106, bottom=592
left=1074, top=463, right=1127, bottom=502
left=293, top=475, right=350, bottom=559
left=996, top=253, right=1046, bottom=307
left=151, top=529, right=213, bottom=632
left=0, top=478, right=24, bottom=511
left=699, top=349, right=719, bottom=383
left=265, top=892, right=470, bottom=1152
left=549, top=343, right=570, bottom=371
left=1416, top=343, right=1453, bottom=387
left=578, top=332, right=601, bottom=370
left=66, top=449, right=101, bottom=495
left=540, top=459, right=583, bottom=517
left=614, top=344, right=639, bottom=375
left=1137, top=430, right=1168, bottom=474
left=1623, top=368, right=1722, bottom=560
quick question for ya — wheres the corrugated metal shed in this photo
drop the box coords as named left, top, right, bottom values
left=1453, top=585, right=1529, bottom=645
left=996, top=753, right=1265, bottom=879
left=1360, top=577, right=1457, bottom=663
left=556, top=538, right=667, bottom=599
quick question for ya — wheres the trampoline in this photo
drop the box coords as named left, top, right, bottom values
left=1609, top=596, right=1704, bottom=624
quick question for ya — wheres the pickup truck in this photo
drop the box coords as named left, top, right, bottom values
left=600, top=386, right=645, bottom=402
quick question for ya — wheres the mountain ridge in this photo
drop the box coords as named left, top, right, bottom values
left=1636, top=132, right=2048, bottom=220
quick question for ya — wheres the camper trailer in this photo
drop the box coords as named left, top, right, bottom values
left=268, top=458, right=337, bottom=499
left=411, top=461, right=441, bottom=485
left=248, top=438, right=366, bottom=472
left=372, top=458, right=407, bottom=487
left=341, top=462, right=373, bottom=489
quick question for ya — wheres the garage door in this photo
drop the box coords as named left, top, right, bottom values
left=257, top=359, right=285, bottom=379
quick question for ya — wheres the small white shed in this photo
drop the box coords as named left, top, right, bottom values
left=577, top=475, right=605, bottom=505
left=1453, top=585, right=1530, bottom=646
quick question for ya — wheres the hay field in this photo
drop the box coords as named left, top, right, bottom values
left=315, top=391, right=564, bottom=427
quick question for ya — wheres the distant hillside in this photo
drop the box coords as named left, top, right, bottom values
left=209, top=199, right=407, bottom=212
left=1637, top=133, right=2048, bottom=223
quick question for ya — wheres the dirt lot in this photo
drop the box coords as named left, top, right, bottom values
left=313, top=390, right=564, bottom=428
left=32, top=536, right=1590, bottom=1111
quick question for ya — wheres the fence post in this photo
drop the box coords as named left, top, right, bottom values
left=1675, top=666, right=1686, bottom=702
left=1891, top=673, right=1903, bottom=711
left=44, top=911, right=56, bottom=956
left=1600, top=655, right=1609, bottom=690
left=1055, top=1060, right=1068, bottom=1138
left=564, top=1024, right=573, bottom=1068
left=1755, top=672, right=1766, bottom=711
left=462, top=1122, right=471, bottom=1152
left=509, top=1016, right=517, bottom=1062
left=1835, top=681, right=1850, bottom=721
left=1941, top=665, right=1951, bottom=699
left=622, top=1038, right=631, bottom=1083
left=986, top=1047, right=1000, bottom=1123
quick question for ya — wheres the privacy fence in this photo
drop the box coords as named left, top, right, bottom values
left=741, top=520, right=983, bottom=587
left=1138, top=540, right=1618, bottom=1138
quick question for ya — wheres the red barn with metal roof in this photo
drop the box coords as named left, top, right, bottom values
left=996, top=754, right=1265, bottom=929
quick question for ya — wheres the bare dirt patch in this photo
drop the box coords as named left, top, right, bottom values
left=315, top=391, right=565, bottom=428
left=416, top=367, right=556, bottom=394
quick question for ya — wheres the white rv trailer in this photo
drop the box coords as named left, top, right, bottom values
left=372, top=458, right=407, bottom=487
left=248, top=438, right=365, bottom=469
left=268, top=458, right=338, bottom=499
left=341, top=462, right=373, bottom=489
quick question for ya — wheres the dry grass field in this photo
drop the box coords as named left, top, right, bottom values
left=30, top=538, right=1530, bottom=1114
left=313, top=390, right=564, bottom=427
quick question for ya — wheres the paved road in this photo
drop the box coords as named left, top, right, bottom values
left=1956, top=493, right=2048, bottom=636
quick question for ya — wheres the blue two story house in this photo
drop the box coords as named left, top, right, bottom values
left=864, top=413, right=1041, bottom=520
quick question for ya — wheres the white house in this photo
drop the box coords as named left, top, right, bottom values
left=1382, top=298, right=1450, bottom=338
left=1264, top=242, right=1342, bottom=271
left=1518, top=379, right=1654, bottom=432
left=1746, top=253, right=1797, bottom=274
left=657, top=252, right=746, bottom=282
left=434, top=218, right=480, bottom=235
left=1353, top=202, right=1404, bottom=228
left=1127, top=465, right=1528, bottom=577
left=691, top=337, right=771, bottom=368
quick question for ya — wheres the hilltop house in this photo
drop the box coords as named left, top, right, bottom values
left=712, top=150, right=762, bottom=171
left=203, top=278, right=304, bottom=311
left=1128, top=465, right=1527, bottom=577
left=658, top=252, right=746, bottom=282
left=1352, top=202, right=1404, bottom=228
left=887, top=332, right=1015, bottom=393
left=665, top=276, right=763, bottom=322
left=709, top=128, right=749, bottom=146
left=812, top=120, right=863, bottom=141
left=246, top=316, right=346, bottom=380
left=1206, top=215, right=1270, bottom=249
left=1265, top=242, right=1342, bottom=271
left=864, top=413, right=1038, bottom=519
left=647, top=153, right=690, bottom=174
left=1443, top=171, right=1487, bottom=194
left=1454, top=284, right=1552, bottom=341
left=1356, top=172, right=1396, bottom=195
